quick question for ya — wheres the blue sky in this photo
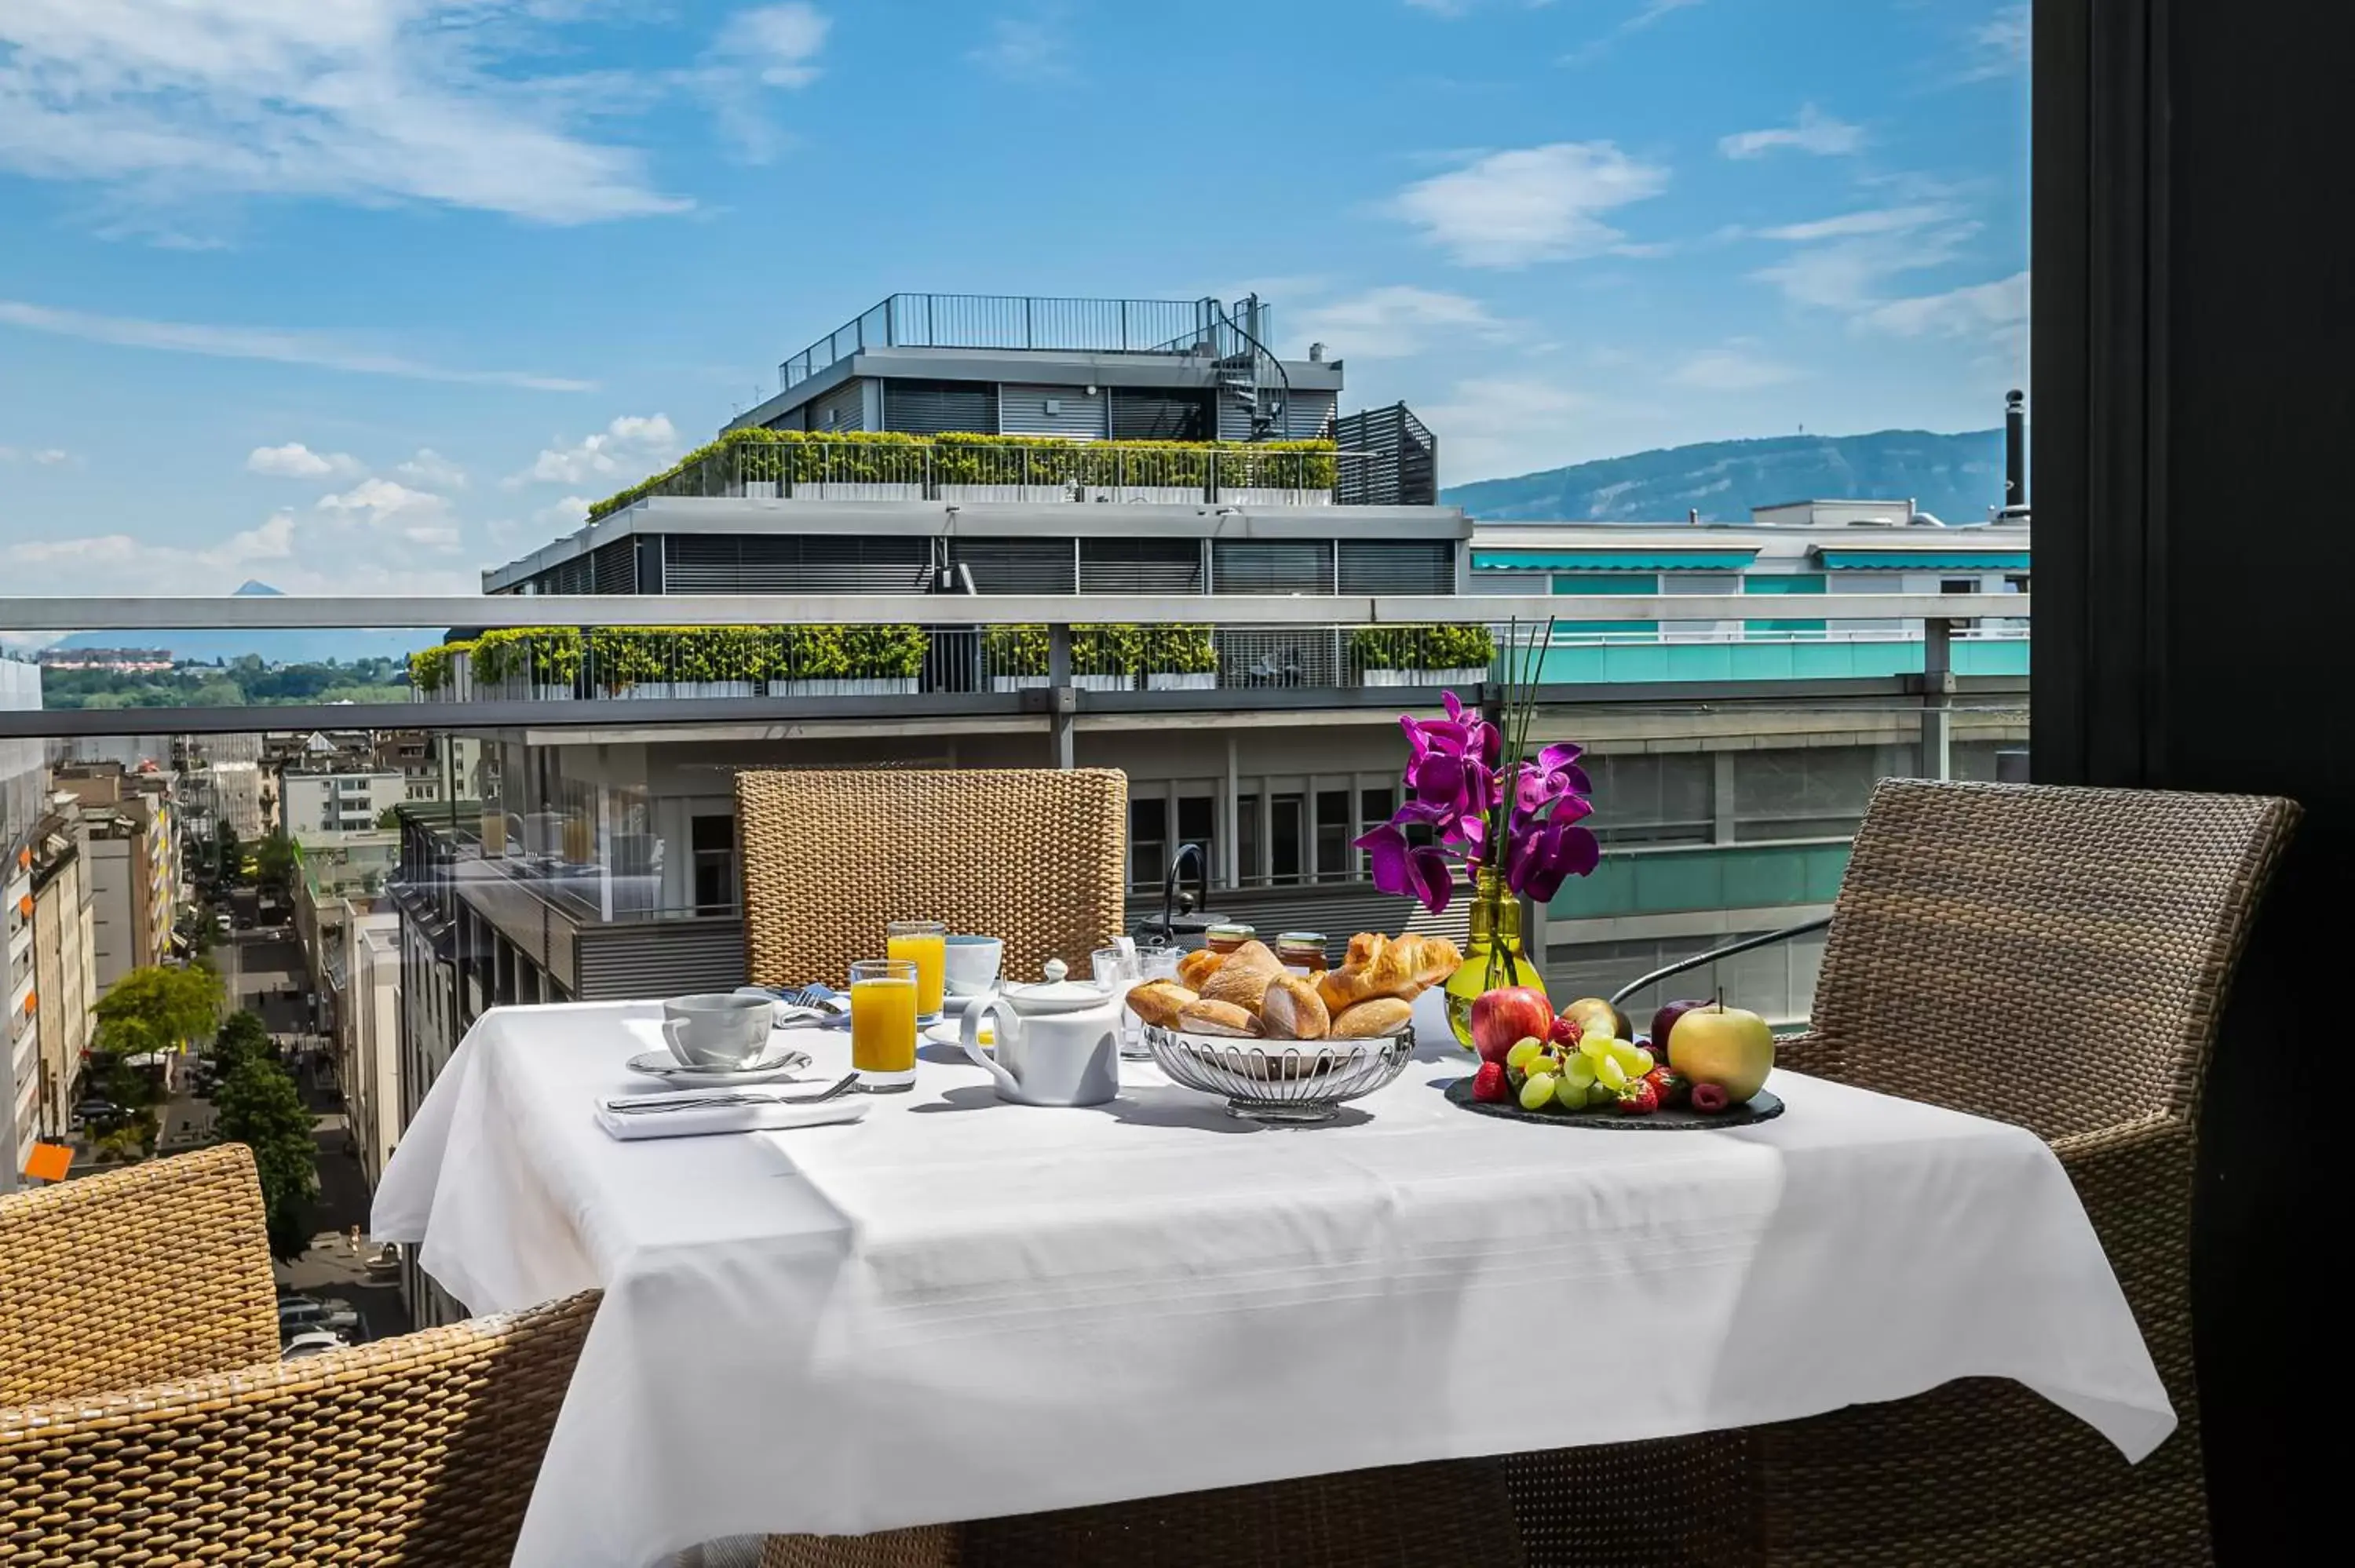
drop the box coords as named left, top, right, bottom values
left=0, top=0, right=2029, bottom=598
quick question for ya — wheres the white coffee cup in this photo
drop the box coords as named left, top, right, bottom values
left=944, top=935, right=1004, bottom=997
left=660, top=994, right=774, bottom=1069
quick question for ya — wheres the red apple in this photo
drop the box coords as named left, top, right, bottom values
left=1649, top=999, right=1713, bottom=1059
left=1472, top=986, right=1554, bottom=1064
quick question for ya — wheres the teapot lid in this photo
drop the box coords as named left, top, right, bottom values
left=1000, top=958, right=1112, bottom=1015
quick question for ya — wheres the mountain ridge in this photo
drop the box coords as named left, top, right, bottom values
left=1442, top=428, right=2006, bottom=524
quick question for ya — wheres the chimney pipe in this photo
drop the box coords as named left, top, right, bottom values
left=1309, top=341, right=1326, bottom=363
left=1688, top=508, right=1700, bottom=526
left=2002, top=389, right=2029, bottom=519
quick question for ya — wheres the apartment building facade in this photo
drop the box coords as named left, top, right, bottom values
left=283, top=769, right=403, bottom=837
left=3, top=655, right=48, bottom=1189
left=29, top=808, right=97, bottom=1152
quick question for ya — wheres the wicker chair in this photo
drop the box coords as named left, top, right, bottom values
left=1, top=1144, right=599, bottom=1566
left=736, top=768, right=1130, bottom=988
left=1505, top=779, right=2300, bottom=1566
left=759, top=1459, right=1528, bottom=1568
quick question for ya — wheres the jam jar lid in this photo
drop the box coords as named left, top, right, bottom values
left=1204, top=921, right=1258, bottom=940
left=1275, top=931, right=1327, bottom=950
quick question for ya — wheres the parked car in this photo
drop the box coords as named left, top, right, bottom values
left=71, top=1099, right=126, bottom=1130
left=279, top=1330, right=348, bottom=1362
left=276, top=1297, right=362, bottom=1342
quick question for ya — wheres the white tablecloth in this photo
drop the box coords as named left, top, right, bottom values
left=373, top=994, right=2173, bottom=1568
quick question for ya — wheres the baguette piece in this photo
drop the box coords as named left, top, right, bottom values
left=1178, top=1000, right=1263, bottom=1037
left=1331, top=997, right=1414, bottom=1038
left=1396, top=933, right=1464, bottom=988
left=1316, top=939, right=1421, bottom=1014
left=1258, top=975, right=1331, bottom=1041
left=1124, top=979, right=1197, bottom=1029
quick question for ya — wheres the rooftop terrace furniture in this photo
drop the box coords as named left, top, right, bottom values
left=1506, top=779, right=2299, bottom=1566
left=736, top=768, right=1129, bottom=990
left=0, top=1145, right=598, bottom=1566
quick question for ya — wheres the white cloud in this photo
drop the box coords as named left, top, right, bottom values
left=315, top=477, right=463, bottom=549
left=1291, top=286, right=1502, bottom=359
left=531, top=496, right=593, bottom=533
left=1857, top=271, right=2029, bottom=341
left=1666, top=347, right=1799, bottom=391
left=512, top=414, right=681, bottom=487
left=1718, top=105, right=1864, bottom=160
left=1390, top=142, right=1669, bottom=268
left=1419, top=376, right=1593, bottom=482
left=0, top=445, right=75, bottom=465
left=970, top=10, right=1075, bottom=82
left=1748, top=204, right=1980, bottom=311
left=1561, top=0, right=1703, bottom=65
left=0, top=0, right=692, bottom=228
left=0, top=297, right=594, bottom=391
left=246, top=442, right=363, bottom=479
left=394, top=448, right=469, bottom=489
left=1963, top=5, right=2030, bottom=82
left=730, top=3, right=830, bottom=87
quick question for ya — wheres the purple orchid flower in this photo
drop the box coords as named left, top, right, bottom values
left=1361, top=687, right=1599, bottom=917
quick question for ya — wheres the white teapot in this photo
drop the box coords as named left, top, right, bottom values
left=959, top=959, right=1122, bottom=1107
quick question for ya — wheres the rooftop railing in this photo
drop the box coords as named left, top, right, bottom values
left=780, top=294, right=1237, bottom=389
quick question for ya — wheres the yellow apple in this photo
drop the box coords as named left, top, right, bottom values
left=1664, top=1003, right=1775, bottom=1103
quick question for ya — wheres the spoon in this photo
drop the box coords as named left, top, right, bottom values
left=606, top=1073, right=863, bottom=1116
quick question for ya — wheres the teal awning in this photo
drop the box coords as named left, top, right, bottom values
left=1816, top=549, right=2032, bottom=570
left=1472, top=549, right=1758, bottom=571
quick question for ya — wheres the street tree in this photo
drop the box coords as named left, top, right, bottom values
left=93, top=964, right=224, bottom=1058
left=214, top=1058, right=319, bottom=1260
left=210, top=1009, right=272, bottom=1078
left=254, top=830, right=299, bottom=894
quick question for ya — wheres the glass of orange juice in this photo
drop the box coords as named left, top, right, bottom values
left=886, top=919, right=947, bottom=1021
left=849, top=958, right=919, bottom=1092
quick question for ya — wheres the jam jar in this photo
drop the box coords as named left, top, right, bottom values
left=1276, top=932, right=1330, bottom=972
left=1203, top=922, right=1257, bottom=955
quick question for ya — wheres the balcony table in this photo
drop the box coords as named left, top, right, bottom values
left=373, top=990, right=2174, bottom=1568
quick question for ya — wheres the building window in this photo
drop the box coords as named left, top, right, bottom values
left=1314, top=789, right=1352, bottom=883
left=1175, top=795, right=1214, bottom=891
left=690, top=815, right=737, bottom=914
left=1269, top=794, right=1304, bottom=885
left=1128, top=797, right=1168, bottom=892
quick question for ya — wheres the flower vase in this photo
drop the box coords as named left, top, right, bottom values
left=1443, top=868, right=1549, bottom=1050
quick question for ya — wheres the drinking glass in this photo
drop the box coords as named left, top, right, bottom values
left=849, top=958, right=919, bottom=1092
left=886, top=919, right=947, bottom=1022
left=1116, top=946, right=1179, bottom=1059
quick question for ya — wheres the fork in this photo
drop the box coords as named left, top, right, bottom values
left=606, top=1073, right=862, bottom=1116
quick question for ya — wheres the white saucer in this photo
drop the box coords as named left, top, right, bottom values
left=926, top=1018, right=993, bottom=1049
left=940, top=992, right=983, bottom=1014
left=624, top=1048, right=812, bottom=1088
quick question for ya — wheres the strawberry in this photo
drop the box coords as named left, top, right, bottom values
left=1645, top=1066, right=1691, bottom=1108
left=1689, top=1081, right=1732, bottom=1114
left=1472, top=1061, right=1511, bottom=1103
left=1616, top=1079, right=1660, bottom=1115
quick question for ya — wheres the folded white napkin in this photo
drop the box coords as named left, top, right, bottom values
left=593, top=1094, right=867, bottom=1142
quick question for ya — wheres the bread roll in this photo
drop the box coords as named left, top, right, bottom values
left=1331, top=997, right=1414, bottom=1038
left=1223, top=939, right=1283, bottom=975
left=1178, top=1000, right=1263, bottom=1037
left=1176, top=948, right=1226, bottom=990
left=1199, top=960, right=1278, bottom=1012
left=1124, top=979, right=1196, bottom=1029
left=1258, top=975, right=1331, bottom=1041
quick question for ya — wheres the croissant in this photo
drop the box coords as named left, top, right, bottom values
left=1316, top=932, right=1465, bottom=1014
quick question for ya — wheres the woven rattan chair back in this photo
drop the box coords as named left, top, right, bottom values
left=1806, top=779, right=2298, bottom=1142
left=0, top=1142, right=279, bottom=1407
left=736, top=768, right=1128, bottom=990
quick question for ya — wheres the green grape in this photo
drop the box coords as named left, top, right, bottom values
left=1604, top=1038, right=1646, bottom=1076
left=1596, top=1055, right=1630, bottom=1091
left=1506, top=1037, right=1547, bottom=1074
left=1563, top=1055, right=1598, bottom=1091
left=1579, top=1034, right=1614, bottom=1063
left=1629, top=1046, right=1655, bottom=1076
left=1518, top=1071, right=1558, bottom=1112
left=1586, top=1081, right=1620, bottom=1108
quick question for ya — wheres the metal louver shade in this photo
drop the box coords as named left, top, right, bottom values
left=1079, top=538, right=1203, bottom=594
left=1211, top=540, right=1334, bottom=595
left=660, top=534, right=931, bottom=593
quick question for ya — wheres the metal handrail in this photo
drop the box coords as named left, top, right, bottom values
left=779, top=293, right=1222, bottom=388
left=0, top=593, right=2034, bottom=633
left=1606, top=915, right=1835, bottom=1008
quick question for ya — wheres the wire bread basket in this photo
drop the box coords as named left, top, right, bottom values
left=1142, top=1026, right=1417, bottom=1123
